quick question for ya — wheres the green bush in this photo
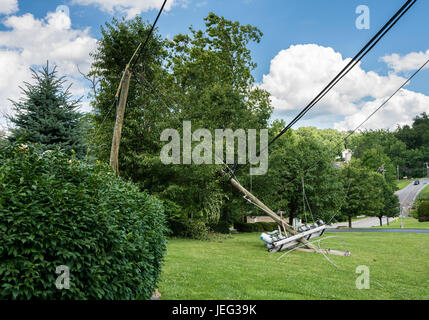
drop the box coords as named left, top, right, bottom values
left=0, top=144, right=167, bottom=299
left=167, top=219, right=210, bottom=240
left=417, top=201, right=429, bottom=221
left=167, top=219, right=188, bottom=237
left=234, top=222, right=278, bottom=233
left=259, top=222, right=278, bottom=232
left=212, top=221, right=231, bottom=234
left=183, top=219, right=210, bottom=240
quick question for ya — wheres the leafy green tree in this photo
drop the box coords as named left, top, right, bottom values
left=380, top=181, right=400, bottom=226
left=395, top=113, right=429, bottom=177
left=8, top=63, right=84, bottom=156
left=251, top=124, right=344, bottom=225
left=89, top=17, right=168, bottom=168
left=340, top=162, right=399, bottom=227
left=0, top=129, right=7, bottom=148
left=340, top=164, right=382, bottom=227
left=396, top=113, right=429, bottom=150
left=90, top=14, right=273, bottom=234
left=359, top=148, right=396, bottom=189
left=350, top=130, right=407, bottom=166
left=165, top=13, right=272, bottom=227
left=295, top=126, right=347, bottom=157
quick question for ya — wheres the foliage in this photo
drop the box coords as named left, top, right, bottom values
left=250, top=124, right=344, bottom=224
left=0, top=130, right=8, bottom=148
left=339, top=162, right=399, bottom=226
left=234, top=222, right=278, bottom=233
left=89, top=14, right=273, bottom=233
left=8, top=64, right=85, bottom=157
left=295, top=127, right=347, bottom=157
left=182, top=220, right=210, bottom=240
left=350, top=114, right=429, bottom=179
left=417, top=201, right=429, bottom=220
left=0, top=144, right=167, bottom=299
left=359, top=148, right=397, bottom=189
left=213, top=221, right=231, bottom=234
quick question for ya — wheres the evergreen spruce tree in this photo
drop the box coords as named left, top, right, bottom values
left=8, top=63, right=85, bottom=156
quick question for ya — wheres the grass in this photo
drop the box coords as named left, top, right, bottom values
left=159, top=232, right=429, bottom=300
left=418, top=184, right=429, bottom=200
left=374, top=217, right=429, bottom=229
left=396, top=180, right=412, bottom=190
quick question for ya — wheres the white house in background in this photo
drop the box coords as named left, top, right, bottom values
left=342, top=149, right=353, bottom=163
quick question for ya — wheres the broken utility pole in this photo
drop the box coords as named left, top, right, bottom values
left=223, top=172, right=319, bottom=252
left=110, top=68, right=132, bottom=175
left=108, top=0, right=167, bottom=176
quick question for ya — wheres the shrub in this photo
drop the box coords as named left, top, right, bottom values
left=259, top=222, right=278, bottom=232
left=234, top=222, right=278, bottom=233
left=417, top=201, right=429, bottom=222
left=212, top=221, right=231, bottom=234
left=0, top=144, right=167, bottom=300
left=183, top=219, right=210, bottom=240
left=234, top=222, right=253, bottom=233
left=167, top=219, right=188, bottom=237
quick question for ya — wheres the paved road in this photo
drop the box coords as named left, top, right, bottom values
left=329, top=178, right=429, bottom=228
left=326, top=228, right=429, bottom=233
left=329, top=216, right=397, bottom=228
left=395, top=178, right=429, bottom=215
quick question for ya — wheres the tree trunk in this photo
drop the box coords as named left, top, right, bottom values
left=379, top=216, right=383, bottom=226
left=348, top=216, right=352, bottom=228
left=387, top=217, right=389, bottom=226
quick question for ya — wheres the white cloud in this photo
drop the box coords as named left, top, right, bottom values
left=71, top=0, right=176, bottom=18
left=260, top=44, right=427, bottom=131
left=381, top=50, right=429, bottom=73
left=334, top=90, right=429, bottom=131
left=0, top=0, right=18, bottom=15
left=0, top=11, right=97, bottom=123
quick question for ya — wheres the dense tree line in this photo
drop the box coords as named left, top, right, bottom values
left=6, top=14, right=428, bottom=236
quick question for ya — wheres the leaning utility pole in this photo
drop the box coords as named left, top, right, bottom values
left=109, top=0, right=167, bottom=176
left=220, top=171, right=319, bottom=252
left=110, top=69, right=132, bottom=175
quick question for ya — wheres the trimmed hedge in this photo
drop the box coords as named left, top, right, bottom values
left=234, top=222, right=278, bottom=233
left=0, top=145, right=167, bottom=299
left=167, top=219, right=210, bottom=240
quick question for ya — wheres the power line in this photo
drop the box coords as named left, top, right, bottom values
left=232, top=0, right=416, bottom=177
left=266, top=0, right=416, bottom=150
left=130, top=0, right=168, bottom=71
left=90, top=1, right=168, bottom=144
left=283, top=56, right=429, bottom=189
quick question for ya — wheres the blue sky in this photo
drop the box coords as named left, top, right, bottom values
left=1, top=0, right=428, bottom=131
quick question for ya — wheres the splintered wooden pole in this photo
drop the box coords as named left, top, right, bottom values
left=110, top=68, right=132, bottom=176
left=228, top=176, right=318, bottom=251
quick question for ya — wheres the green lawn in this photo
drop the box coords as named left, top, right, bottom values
left=159, top=232, right=429, bottom=300
left=418, top=184, right=429, bottom=200
left=396, top=180, right=412, bottom=190
left=375, top=217, right=429, bottom=229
